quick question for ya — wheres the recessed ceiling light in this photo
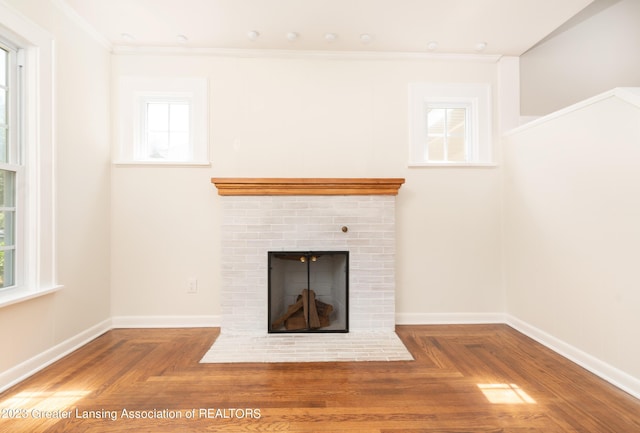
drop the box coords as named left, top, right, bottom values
left=286, top=32, right=299, bottom=42
left=324, top=33, right=337, bottom=42
left=427, top=41, right=438, bottom=51
left=120, top=33, right=135, bottom=42
left=475, top=41, right=487, bottom=51
left=176, top=34, right=188, bottom=44
left=360, top=33, right=372, bottom=44
left=247, top=30, right=260, bottom=41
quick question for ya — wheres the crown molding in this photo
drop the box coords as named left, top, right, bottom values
left=52, top=0, right=112, bottom=51
left=113, top=44, right=502, bottom=63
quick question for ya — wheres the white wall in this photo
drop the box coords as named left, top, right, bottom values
left=504, top=90, right=640, bottom=385
left=520, top=0, right=640, bottom=116
left=0, top=0, right=111, bottom=382
left=110, top=53, right=504, bottom=322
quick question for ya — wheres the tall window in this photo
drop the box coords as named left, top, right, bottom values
left=0, top=42, right=20, bottom=289
left=0, top=2, right=56, bottom=305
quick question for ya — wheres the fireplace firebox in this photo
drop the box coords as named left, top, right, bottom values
left=268, top=251, right=348, bottom=333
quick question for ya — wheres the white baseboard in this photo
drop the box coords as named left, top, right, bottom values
left=396, top=312, right=506, bottom=325
left=0, top=315, right=220, bottom=393
left=111, top=315, right=220, bottom=328
left=3, top=313, right=638, bottom=401
left=395, top=312, right=640, bottom=399
left=505, top=315, right=640, bottom=400
left=0, top=318, right=112, bottom=393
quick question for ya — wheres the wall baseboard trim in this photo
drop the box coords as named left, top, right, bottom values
left=3, top=314, right=638, bottom=400
left=0, top=318, right=112, bottom=393
left=0, top=315, right=220, bottom=393
left=395, top=312, right=639, bottom=399
left=111, top=315, right=220, bottom=328
left=505, top=315, right=640, bottom=400
left=396, top=312, right=506, bottom=325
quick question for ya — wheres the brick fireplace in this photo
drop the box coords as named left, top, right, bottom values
left=200, top=178, right=413, bottom=362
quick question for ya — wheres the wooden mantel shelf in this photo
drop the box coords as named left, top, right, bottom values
left=211, top=178, right=405, bottom=196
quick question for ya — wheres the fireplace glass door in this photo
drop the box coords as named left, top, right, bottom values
left=268, top=251, right=348, bottom=333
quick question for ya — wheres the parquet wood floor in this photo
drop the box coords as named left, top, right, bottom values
left=1, top=324, right=639, bottom=432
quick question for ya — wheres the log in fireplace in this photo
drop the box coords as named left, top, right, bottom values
left=268, top=251, right=349, bottom=333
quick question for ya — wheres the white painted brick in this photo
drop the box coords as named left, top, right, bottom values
left=219, top=194, right=397, bottom=335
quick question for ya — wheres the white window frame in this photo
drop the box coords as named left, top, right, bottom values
left=409, top=82, right=494, bottom=167
left=0, top=3, right=59, bottom=308
left=116, top=77, right=209, bottom=165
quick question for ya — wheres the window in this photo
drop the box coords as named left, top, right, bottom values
left=140, top=97, right=190, bottom=161
left=0, top=41, right=20, bottom=289
left=425, top=103, right=471, bottom=162
left=409, top=83, right=492, bottom=166
left=116, top=77, right=209, bottom=165
left=1, top=3, right=58, bottom=307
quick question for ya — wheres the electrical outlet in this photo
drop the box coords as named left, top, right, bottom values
left=187, top=278, right=198, bottom=294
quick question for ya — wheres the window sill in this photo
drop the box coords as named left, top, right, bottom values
left=113, top=160, right=211, bottom=167
left=0, top=285, right=63, bottom=309
left=408, top=162, right=498, bottom=168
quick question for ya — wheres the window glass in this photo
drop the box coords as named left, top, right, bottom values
left=169, top=103, right=189, bottom=131
left=426, top=106, right=468, bottom=162
left=0, top=88, right=5, bottom=123
left=0, top=47, right=7, bottom=164
left=147, top=102, right=168, bottom=131
left=0, top=47, right=6, bottom=85
left=0, top=169, right=15, bottom=287
left=0, top=250, right=15, bottom=288
left=146, top=102, right=169, bottom=159
left=143, top=101, right=190, bottom=161
left=0, top=125, right=6, bottom=164
left=0, top=169, right=14, bottom=207
left=447, top=108, right=467, bottom=162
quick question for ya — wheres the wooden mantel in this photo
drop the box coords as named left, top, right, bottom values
left=211, top=178, right=405, bottom=196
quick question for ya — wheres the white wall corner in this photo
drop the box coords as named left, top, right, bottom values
left=0, top=318, right=112, bottom=393
left=505, top=315, right=640, bottom=400
left=111, top=315, right=221, bottom=329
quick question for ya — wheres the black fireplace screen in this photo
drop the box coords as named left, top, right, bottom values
left=268, top=251, right=349, bottom=333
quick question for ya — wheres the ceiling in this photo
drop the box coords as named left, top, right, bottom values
left=62, top=0, right=595, bottom=55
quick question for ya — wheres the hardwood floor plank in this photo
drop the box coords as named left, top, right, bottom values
left=1, top=325, right=639, bottom=432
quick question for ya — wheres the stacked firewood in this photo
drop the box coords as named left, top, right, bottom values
left=272, top=289, right=334, bottom=330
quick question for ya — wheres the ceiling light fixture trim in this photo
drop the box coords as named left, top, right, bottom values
left=324, top=32, right=337, bottom=42
left=360, top=33, right=372, bottom=44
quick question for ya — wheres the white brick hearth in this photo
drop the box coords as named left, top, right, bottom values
left=201, top=180, right=413, bottom=362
